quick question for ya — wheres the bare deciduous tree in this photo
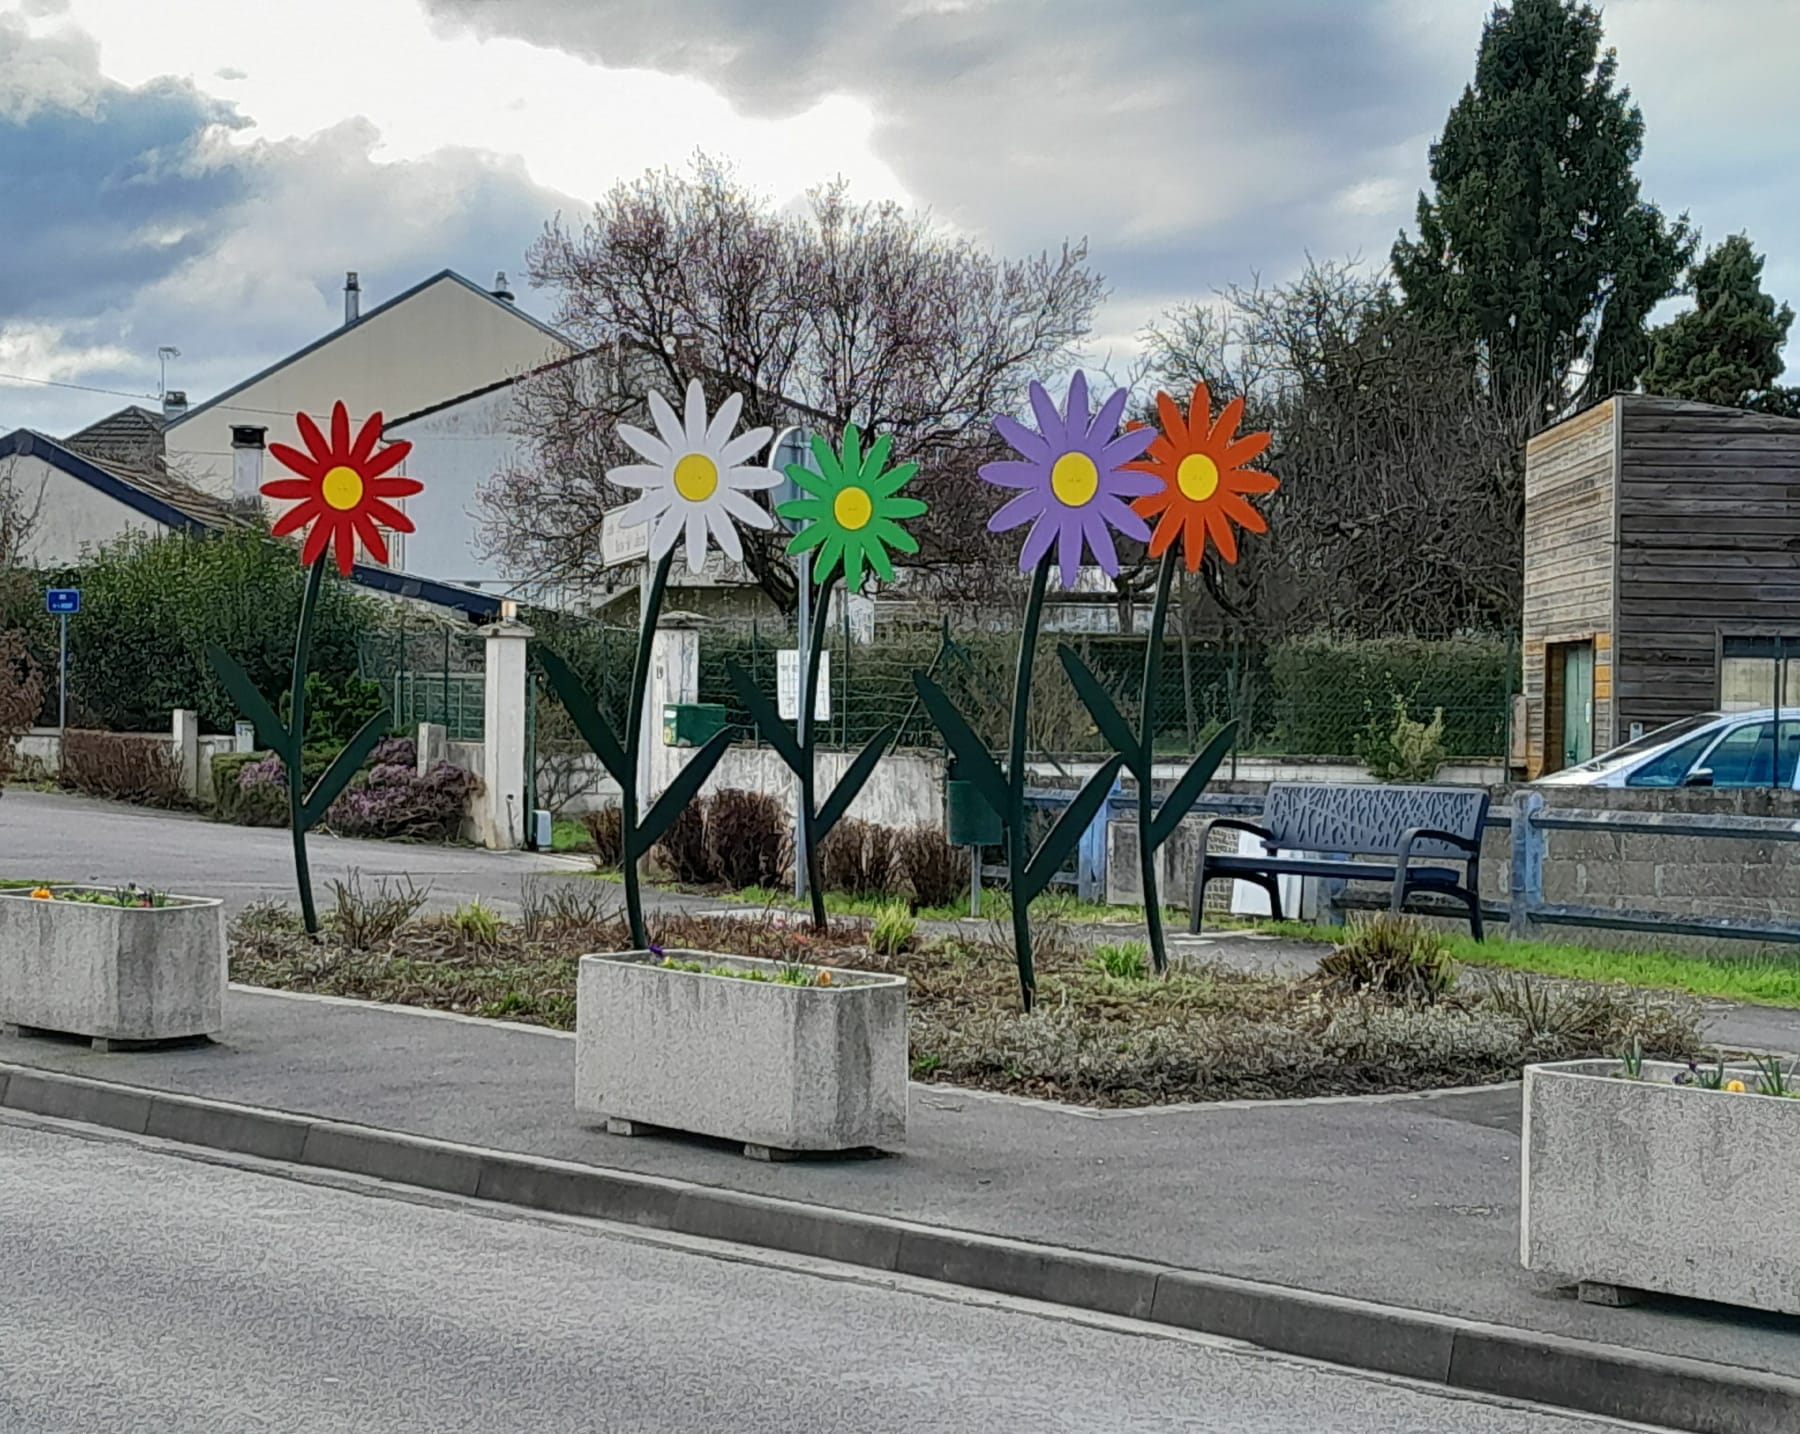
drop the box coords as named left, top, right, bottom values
left=1144, top=259, right=1534, bottom=635
left=479, top=156, right=1106, bottom=608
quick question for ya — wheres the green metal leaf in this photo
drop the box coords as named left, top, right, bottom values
left=537, top=647, right=629, bottom=788
left=1149, top=721, right=1239, bottom=850
left=302, top=709, right=391, bottom=830
left=816, top=725, right=895, bottom=844
left=911, top=672, right=1008, bottom=820
left=205, top=644, right=290, bottom=758
left=1021, top=755, right=1124, bottom=904
left=1057, top=644, right=1142, bottom=775
left=726, top=660, right=804, bottom=772
left=635, top=728, right=733, bottom=857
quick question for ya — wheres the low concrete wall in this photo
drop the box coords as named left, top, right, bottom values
left=1106, top=780, right=1800, bottom=958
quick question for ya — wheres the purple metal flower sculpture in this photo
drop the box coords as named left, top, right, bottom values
left=981, top=372, right=1159, bottom=588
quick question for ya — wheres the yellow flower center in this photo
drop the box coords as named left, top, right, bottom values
left=1050, top=451, right=1099, bottom=508
left=322, top=465, right=365, bottom=511
left=1177, top=453, right=1221, bottom=502
left=673, top=452, right=719, bottom=502
left=833, top=486, right=873, bottom=531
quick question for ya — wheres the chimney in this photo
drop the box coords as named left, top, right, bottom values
left=230, top=425, right=266, bottom=501
left=344, top=271, right=361, bottom=326
left=491, top=270, right=515, bottom=303
left=161, top=390, right=188, bottom=421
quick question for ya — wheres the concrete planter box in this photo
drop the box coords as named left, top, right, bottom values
left=1522, top=1059, right=1800, bottom=1314
left=0, top=889, right=226, bottom=1050
left=575, top=950, right=907, bottom=1158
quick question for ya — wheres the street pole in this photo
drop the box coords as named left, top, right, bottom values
left=768, top=427, right=819, bottom=902
left=58, top=610, right=68, bottom=735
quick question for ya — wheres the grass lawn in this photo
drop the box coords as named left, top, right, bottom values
left=732, top=883, right=1184, bottom=927
left=1250, top=918, right=1800, bottom=1010
left=0, top=878, right=62, bottom=890
left=550, top=817, right=589, bottom=854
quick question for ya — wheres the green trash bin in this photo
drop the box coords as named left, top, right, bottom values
left=663, top=702, right=727, bottom=748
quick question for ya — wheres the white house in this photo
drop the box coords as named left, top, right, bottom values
left=162, top=269, right=575, bottom=500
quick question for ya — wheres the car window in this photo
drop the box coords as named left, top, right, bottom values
left=1779, top=720, right=1800, bottom=788
left=1624, top=730, right=1722, bottom=787
left=1563, top=714, right=1722, bottom=775
left=1700, top=722, right=1777, bottom=787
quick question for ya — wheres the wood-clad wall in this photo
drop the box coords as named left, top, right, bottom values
left=1522, top=398, right=1617, bottom=777
left=1615, top=396, right=1800, bottom=732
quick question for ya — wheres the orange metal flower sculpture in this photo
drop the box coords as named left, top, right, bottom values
left=1129, top=380, right=1276, bottom=568
left=266, top=402, right=421, bottom=575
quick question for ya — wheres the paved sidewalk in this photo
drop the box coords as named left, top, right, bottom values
left=2, top=986, right=1795, bottom=1385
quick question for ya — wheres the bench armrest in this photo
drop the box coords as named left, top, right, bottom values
left=1396, top=826, right=1481, bottom=864
left=1196, top=815, right=1276, bottom=851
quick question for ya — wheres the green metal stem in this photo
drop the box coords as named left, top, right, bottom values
left=1140, top=550, right=1177, bottom=974
left=289, top=555, right=326, bottom=934
left=799, top=570, right=838, bottom=932
left=622, top=550, right=674, bottom=949
left=1008, top=557, right=1052, bottom=1010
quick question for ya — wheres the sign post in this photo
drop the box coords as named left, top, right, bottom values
left=768, top=428, right=819, bottom=901
left=45, top=588, right=79, bottom=738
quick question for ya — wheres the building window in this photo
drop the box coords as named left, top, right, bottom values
left=1720, top=635, right=1800, bottom=713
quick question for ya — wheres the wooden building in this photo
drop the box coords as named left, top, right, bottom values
left=1521, top=394, right=1800, bottom=778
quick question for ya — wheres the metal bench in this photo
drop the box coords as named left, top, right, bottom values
left=1189, top=782, right=1489, bottom=939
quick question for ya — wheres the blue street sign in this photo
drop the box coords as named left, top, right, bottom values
left=46, top=588, right=80, bottom=615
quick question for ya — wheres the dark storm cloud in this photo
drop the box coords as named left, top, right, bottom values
left=0, top=16, right=250, bottom=319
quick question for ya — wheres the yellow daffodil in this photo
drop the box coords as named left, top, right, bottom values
left=1725, top=1079, right=1746, bottom=1093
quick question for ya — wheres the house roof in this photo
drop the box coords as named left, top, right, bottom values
left=63, top=405, right=167, bottom=471
left=0, top=428, right=499, bottom=619
left=165, top=270, right=576, bottom=431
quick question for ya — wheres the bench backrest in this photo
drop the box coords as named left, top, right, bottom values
left=1260, top=783, right=1489, bottom=860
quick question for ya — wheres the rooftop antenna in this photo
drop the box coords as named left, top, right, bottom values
left=157, top=345, right=181, bottom=399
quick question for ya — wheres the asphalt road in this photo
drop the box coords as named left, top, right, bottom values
left=0, top=1118, right=1660, bottom=1434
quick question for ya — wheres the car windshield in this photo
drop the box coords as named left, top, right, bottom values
left=1562, top=713, right=1724, bottom=775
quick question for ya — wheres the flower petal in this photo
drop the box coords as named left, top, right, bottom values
left=870, top=516, right=919, bottom=554
left=684, top=508, right=712, bottom=573
left=775, top=496, right=826, bottom=523
left=869, top=458, right=918, bottom=498
left=782, top=464, right=832, bottom=499
left=863, top=534, right=895, bottom=584
left=1209, top=395, right=1246, bottom=447
left=364, top=498, right=414, bottom=533
left=862, top=432, right=894, bottom=481
left=647, top=390, right=686, bottom=453
left=1019, top=513, right=1059, bottom=572
left=1204, top=506, right=1240, bottom=564
left=1227, top=468, right=1280, bottom=495
left=1219, top=492, right=1269, bottom=533
left=978, top=458, right=1046, bottom=491
left=723, top=463, right=781, bottom=493
left=647, top=504, right=684, bottom=562
left=330, top=401, right=351, bottom=459
left=608, top=464, right=669, bottom=491
left=1027, top=381, right=1065, bottom=451
left=268, top=443, right=322, bottom=481
left=1223, top=429, right=1272, bottom=467
left=296, top=410, right=331, bottom=465
left=1082, top=507, right=1120, bottom=577
left=260, top=478, right=315, bottom=500
left=300, top=518, right=331, bottom=567
left=878, top=496, right=928, bottom=520
left=368, top=476, right=424, bottom=499
left=610, top=492, right=669, bottom=532
left=618, top=423, right=671, bottom=465
left=813, top=530, right=846, bottom=582
left=720, top=426, right=775, bottom=468
left=1095, top=493, right=1152, bottom=543
left=716, top=485, right=771, bottom=530
left=1088, top=385, right=1130, bottom=447
left=272, top=501, right=319, bottom=538
left=786, top=519, right=831, bottom=555
left=987, top=489, right=1046, bottom=533
left=1063, top=372, right=1091, bottom=433
left=352, top=512, right=391, bottom=565
left=1155, top=391, right=1191, bottom=450
left=1056, top=513, right=1087, bottom=587
left=705, top=390, right=743, bottom=448
left=1099, top=425, right=1158, bottom=469
left=683, top=379, right=709, bottom=445
left=994, top=414, right=1051, bottom=464
left=350, top=411, right=385, bottom=466
left=713, top=507, right=745, bottom=563
left=334, top=520, right=357, bottom=576
left=363, top=443, right=409, bottom=479
left=1103, top=464, right=1163, bottom=500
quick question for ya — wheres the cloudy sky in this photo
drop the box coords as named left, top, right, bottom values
left=4, top=0, right=1796, bottom=438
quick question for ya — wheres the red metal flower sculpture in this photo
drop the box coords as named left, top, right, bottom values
left=266, top=402, right=420, bottom=575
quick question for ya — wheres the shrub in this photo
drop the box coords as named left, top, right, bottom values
left=870, top=901, right=917, bottom=957
left=58, top=730, right=187, bottom=807
left=328, top=871, right=429, bottom=949
left=1316, top=914, right=1456, bottom=1005
left=819, top=817, right=899, bottom=898
left=656, top=801, right=717, bottom=885
left=212, top=746, right=351, bottom=827
left=450, top=898, right=501, bottom=947
left=0, top=527, right=376, bottom=733
left=583, top=805, right=624, bottom=869
left=898, top=825, right=962, bottom=909
left=1356, top=696, right=1447, bottom=783
left=278, top=671, right=387, bottom=748
left=0, top=629, right=43, bottom=794
left=708, top=789, right=790, bottom=890
left=370, top=735, right=416, bottom=769
left=326, top=760, right=475, bottom=842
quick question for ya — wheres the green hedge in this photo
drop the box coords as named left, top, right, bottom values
left=210, top=746, right=342, bottom=827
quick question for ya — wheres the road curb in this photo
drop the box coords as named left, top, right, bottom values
left=3, top=1060, right=1794, bottom=1434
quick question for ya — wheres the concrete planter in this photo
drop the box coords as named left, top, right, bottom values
left=1522, top=1059, right=1800, bottom=1314
left=0, top=889, right=226, bottom=1050
left=575, top=949, right=907, bottom=1158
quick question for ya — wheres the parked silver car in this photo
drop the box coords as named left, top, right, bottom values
left=1537, top=709, right=1800, bottom=789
